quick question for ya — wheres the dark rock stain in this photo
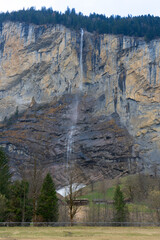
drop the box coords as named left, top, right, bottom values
left=118, top=64, right=126, bottom=93
left=21, top=23, right=29, bottom=40
left=0, top=39, right=5, bottom=55
left=114, top=87, right=118, bottom=112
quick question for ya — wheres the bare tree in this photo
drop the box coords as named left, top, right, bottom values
left=122, top=173, right=155, bottom=202
left=20, top=156, right=44, bottom=222
left=29, top=156, right=44, bottom=222
left=65, top=163, right=86, bottom=226
left=148, top=190, right=160, bottom=222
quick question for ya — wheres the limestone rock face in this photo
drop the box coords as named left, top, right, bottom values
left=0, top=22, right=160, bottom=183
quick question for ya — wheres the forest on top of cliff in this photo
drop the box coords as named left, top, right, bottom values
left=0, top=7, right=160, bottom=41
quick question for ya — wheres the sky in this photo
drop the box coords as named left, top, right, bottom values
left=1, top=0, right=160, bottom=17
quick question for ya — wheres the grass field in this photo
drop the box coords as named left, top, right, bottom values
left=0, top=227, right=160, bottom=240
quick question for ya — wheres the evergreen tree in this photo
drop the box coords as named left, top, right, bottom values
left=9, top=180, right=32, bottom=222
left=37, top=173, right=58, bottom=222
left=113, top=185, right=128, bottom=222
left=0, top=148, right=11, bottom=197
left=0, top=194, right=7, bottom=222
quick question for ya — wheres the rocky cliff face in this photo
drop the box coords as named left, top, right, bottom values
left=0, top=22, right=160, bottom=184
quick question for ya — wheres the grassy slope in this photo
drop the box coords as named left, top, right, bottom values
left=79, top=178, right=151, bottom=213
left=79, top=186, right=116, bottom=201
left=79, top=180, right=116, bottom=201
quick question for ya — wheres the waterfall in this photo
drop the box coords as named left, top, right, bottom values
left=80, top=28, right=84, bottom=90
left=66, top=28, right=84, bottom=169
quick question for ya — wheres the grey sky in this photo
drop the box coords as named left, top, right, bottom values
left=1, top=0, right=160, bottom=17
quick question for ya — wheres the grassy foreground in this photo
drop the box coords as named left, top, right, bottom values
left=0, top=227, right=160, bottom=240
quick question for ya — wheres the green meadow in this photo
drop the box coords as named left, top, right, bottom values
left=0, top=227, right=160, bottom=240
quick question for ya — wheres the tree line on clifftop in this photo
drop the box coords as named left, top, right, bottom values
left=0, top=7, right=160, bottom=41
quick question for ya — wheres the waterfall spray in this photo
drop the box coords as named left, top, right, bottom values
left=66, top=126, right=75, bottom=168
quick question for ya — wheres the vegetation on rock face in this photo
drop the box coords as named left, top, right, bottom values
left=0, top=7, right=159, bottom=41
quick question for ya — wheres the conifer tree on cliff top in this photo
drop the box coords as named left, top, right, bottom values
left=0, top=148, right=11, bottom=197
left=37, top=173, right=58, bottom=222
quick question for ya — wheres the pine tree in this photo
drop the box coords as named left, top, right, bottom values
left=9, top=180, right=32, bottom=222
left=0, top=148, right=11, bottom=197
left=37, top=173, right=58, bottom=222
left=0, top=194, right=7, bottom=222
left=113, top=185, right=128, bottom=223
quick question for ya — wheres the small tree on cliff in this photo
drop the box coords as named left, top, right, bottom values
left=0, top=148, right=11, bottom=197
left=37, top=173, right=58, bottom=222
left=113, top=185, right=128, bottom=222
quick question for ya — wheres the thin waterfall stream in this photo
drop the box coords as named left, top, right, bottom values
left=66, top=28, right=84, bottom=169
left=80, top=28, right=84, bottom=90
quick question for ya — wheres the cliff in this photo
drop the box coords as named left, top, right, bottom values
left=0, top=22, right=160, bottom=184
